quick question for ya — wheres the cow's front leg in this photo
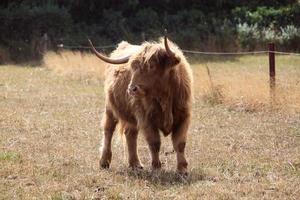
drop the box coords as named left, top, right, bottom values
left=99, top=109, right=117, bottom=169
left=143, top=126, right=161, bottom=169
left=124, top=126, right=143, bottom=169
left=172, top=116, right=190, bottom=175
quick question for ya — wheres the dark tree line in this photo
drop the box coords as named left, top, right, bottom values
left=0, top=0, right=299, bottom=63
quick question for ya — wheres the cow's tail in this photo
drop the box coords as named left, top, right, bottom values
left=117, top=120, right=126, bottom=135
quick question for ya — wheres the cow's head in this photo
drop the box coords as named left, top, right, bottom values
left=89, top=36, right=180, bottom=98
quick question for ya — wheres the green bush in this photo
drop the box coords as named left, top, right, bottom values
left=237, top=23, right=300, bottom=51
left=280, top=25, right=300, bottom=51
left=233, top=3, right=300, bottom=29
left=237, top=23, right=260, bottom=50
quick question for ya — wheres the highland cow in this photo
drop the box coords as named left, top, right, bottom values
left=89, top=35, right=193, bottom=174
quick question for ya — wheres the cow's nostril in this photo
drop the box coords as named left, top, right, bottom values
left=132, top=86, right=137, bottom=92
left=128, top=85, right=138, bottom=94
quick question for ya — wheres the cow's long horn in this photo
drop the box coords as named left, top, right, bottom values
left=164, top=31, right=176, bottom=58
left=88, top=39, right=129, bottom=64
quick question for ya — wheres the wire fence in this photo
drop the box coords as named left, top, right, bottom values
left=57, top=44, right=116, bottom=50
left=57, top=44, right=300, bottom=56
left=57, top=42, right=300, bottom=100
left=182, top=50, right=269, bottom=55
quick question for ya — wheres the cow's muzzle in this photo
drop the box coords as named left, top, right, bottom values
left=127, top=85, right=139, bottom=96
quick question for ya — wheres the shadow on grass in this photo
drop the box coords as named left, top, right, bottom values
left=116, top=167, right=206, bottom=186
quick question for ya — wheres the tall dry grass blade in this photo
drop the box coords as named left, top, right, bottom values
left=205, top=64, right=214, bottom=90
left=202, top=64, right=224, bottom=105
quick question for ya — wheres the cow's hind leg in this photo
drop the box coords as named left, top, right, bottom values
left=99, top=109, right=117, bottom=169
left=172, top=117, right=190, bottom=175
left=143, top=127, right=161, bottom=169
left=123, top=125, right=143, bottom=169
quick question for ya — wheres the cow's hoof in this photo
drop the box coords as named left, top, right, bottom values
left=177, top=161, right=188, bottom=175
left=129, top=162, right=144, bottom=170
left=177, top=170, right=188, bottom=177
left=99, top=159, right=110, bottom=169
left=177, top=167, right=188, bottom=176
left=99, top=151, right=112, bottom=169
left=151, top=161, right=162, bottom=169
left=130, top=164, right=144, bottom=170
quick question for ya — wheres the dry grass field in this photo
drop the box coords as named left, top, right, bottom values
left=1, top=51, right=300, bottom=199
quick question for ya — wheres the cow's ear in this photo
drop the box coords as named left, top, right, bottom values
left=159, top=51, right=180, bottom=68
left=166, top=55, right=180, bottom=67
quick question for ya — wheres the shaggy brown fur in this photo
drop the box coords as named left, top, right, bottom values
left=99, top=38, right=193, bottom=174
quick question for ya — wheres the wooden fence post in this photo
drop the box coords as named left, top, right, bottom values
left=268, top=43, right=276, bottom=104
